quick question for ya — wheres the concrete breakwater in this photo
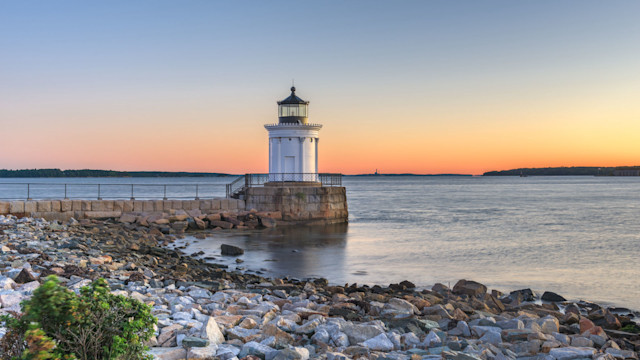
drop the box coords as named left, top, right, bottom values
left=0, top=215, right=638, bottom=360
left=0, top=185, right=348, bottom=226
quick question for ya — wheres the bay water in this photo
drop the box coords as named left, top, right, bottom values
left=178, top=176, right=640, bottom=311
left=2, top=176, right=639, bottom=310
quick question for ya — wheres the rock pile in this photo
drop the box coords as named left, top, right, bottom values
left=117, top=208, right=280, bottom=233
left=0, top=215, right=638, bottom=360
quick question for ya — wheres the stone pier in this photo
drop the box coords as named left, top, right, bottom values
left=0, top=198, right=244, bottom=222
left=0, top=186, right=348, bottom=225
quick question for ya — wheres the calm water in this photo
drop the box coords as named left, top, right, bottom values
left=2, top=176, right=640, bottom=310
left=176, top=176, right=640, bottom=311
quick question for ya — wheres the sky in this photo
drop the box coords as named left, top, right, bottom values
left=1, top=1, right=639, bottom=175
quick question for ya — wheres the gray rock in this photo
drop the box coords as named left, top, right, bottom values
left=0, top=276, right=17, bottom=290
left=538, top=316, right=560, bottom=334
left=199, top=317, right=225, bottom=345
left=479, top=330, right=502, bottom=345
left=182, top=336, right=210, bottom=348
left=452, top=279, right=487, bottom=297
left=326, top=353, right=349, bottom=360
left=189, top=344, right=219, bottom=359
left=227, top=327, right=260, bottom=342
left=571, top=336, right=594, bottom=348
left=0, top=293, right=24, bottom=308
left=553, top=333, right=571, bottom=345
left=423, top=330, right=443, bottom=347
left=471, top=325, right=502, bottom=338
left=502, top=328, right=535, bottom=342
left=238, top=341, right=276, bottom=360
left=361, top=333, right=395, bottom=351
left=294, top=319, right=321, bottom=335
left=449, top=320, right=471, bottom=337
left=271, top=347, right=310, bottom=360
left=512, top=340, right=542, bottom=356
left=172, top=311, right=193, bottom=321
left=542, top=291, right=567, bottom=302
left=221, top=244, right=244, bottom=256
left=310, top=328, right=329, bottom=344
left=443, top=350, right=484, bottom=360
left=496, top=319, right=524, bottom=330
left=548, top=347, right=596, bottom=360
left=148, top=347, right=187, bottom=360
left=384, top=298, right=418, bottom=315
left=605, top=348, right=638, bottom=360
left=342, top=323, right=385, bottom=344
left=401, top=332, right=421, bottom=348
left=589, top=334, right=607, bottom=347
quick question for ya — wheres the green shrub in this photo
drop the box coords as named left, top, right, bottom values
left=1, top=276, right=156, bottom=360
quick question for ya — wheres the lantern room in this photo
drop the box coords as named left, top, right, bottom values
left=278, top=87, right=309, bottom=124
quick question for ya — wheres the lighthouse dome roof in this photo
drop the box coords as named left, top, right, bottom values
left=278, top=87, right=309, bottom=105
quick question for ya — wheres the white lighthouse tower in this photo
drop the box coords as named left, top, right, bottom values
left=265, top=87, right=321, bottom=183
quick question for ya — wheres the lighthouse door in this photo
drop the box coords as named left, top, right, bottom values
left=284, top=156, right=295, bottom=181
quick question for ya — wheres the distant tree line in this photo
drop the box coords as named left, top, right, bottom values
left=483, top=167, right=618, bottom=176
left=0, top=169, right=233, bottom=178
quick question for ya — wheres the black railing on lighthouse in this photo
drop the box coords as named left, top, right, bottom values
left=225, top=173, right=342, bottom=198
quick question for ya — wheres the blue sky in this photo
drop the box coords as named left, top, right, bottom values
left=1, top=1, right=639, bottom=173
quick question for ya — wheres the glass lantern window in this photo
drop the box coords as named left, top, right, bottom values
left=279, top=104, right=307, bottom=117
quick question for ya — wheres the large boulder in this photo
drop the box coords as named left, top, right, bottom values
left=589, top=308, right=621, bottom=330
left=199, top=317, right=225, bottom=345
left=542, top=291, right=567, bottom=302
left=221, top=244, right=244, bottom=256
left=452, top=279, right=487, bottom=297
left=259, top=216, right=277, bottom=228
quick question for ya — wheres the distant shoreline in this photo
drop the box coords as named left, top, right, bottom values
left=0, top=169, right=235, bottom=178
left=483, top=166, right=639, bottom=176
left=2, top=167, right=639, bottom=178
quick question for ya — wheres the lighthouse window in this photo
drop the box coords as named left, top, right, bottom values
left=279, top=104, right=308, bottom=117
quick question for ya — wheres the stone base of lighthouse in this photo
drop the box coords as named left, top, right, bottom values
left=244, top=186, right=347, bottom=225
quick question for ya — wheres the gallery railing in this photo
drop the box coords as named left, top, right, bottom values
left=225, top=173, right=342, bottom=198
left=0, top=183, right=226, bottom=201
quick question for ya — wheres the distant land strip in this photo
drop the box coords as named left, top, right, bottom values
left=0, top=169, right=234, bottom=178
left=348, top=173, right=471, bottom=177
left=483, top=166, right=640, bottom=176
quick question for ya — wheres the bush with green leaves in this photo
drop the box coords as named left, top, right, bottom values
left=1, top=276, right=156, bottom=360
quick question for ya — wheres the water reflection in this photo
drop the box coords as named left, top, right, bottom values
left=180, top=223, right=349, bottom=280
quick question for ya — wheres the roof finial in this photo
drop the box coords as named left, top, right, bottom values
left=291, top=79, right=295, bottom=93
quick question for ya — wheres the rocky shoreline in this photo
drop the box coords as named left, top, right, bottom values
left=0, top=214, right=638, bottom=360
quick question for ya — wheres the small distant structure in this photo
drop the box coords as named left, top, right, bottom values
left=612, top=167, right=640, bottom=176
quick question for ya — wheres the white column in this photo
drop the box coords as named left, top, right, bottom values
left=298, top=137, right=304, bottom=181
left=315, top=138, right=318, bottom=175
left=268, top=138, right=272, bottom=173
left=275, top=138, right=281, bottom=181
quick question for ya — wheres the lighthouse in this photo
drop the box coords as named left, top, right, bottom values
left=265, top=87, right=321, bottom=183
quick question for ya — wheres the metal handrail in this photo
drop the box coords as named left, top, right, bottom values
left=0, top=183, right=226, bottom=201
left=225, top=173, right=342, bottom=197
left=225, top=175, right=246, bottom=198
